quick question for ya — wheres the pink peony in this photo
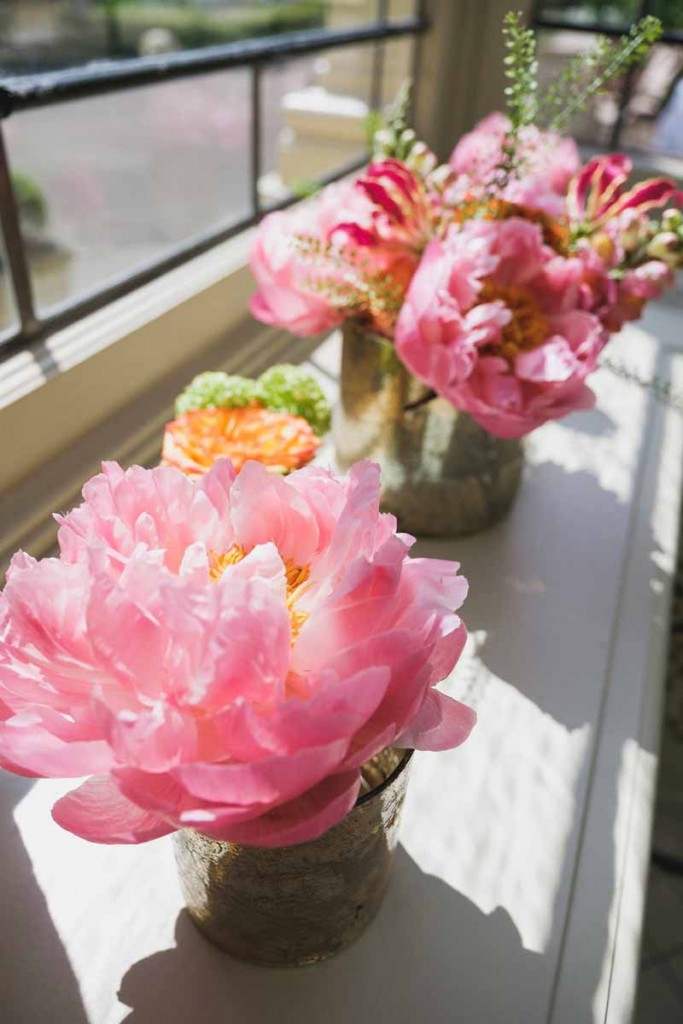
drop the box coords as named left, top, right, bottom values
left=250, top=163, right=435, bottom=339
left=248, top=181, right=366, bottom=336
left=395, top=217, right=607, bottom=438
left=449, top=112, right=580, bottom=215
left=0, top=460, right=474, bottom=846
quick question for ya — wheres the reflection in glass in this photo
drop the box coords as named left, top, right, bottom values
left=627, top=44, right=683, bottom=157
left=538, top=0, right=682, bottom=33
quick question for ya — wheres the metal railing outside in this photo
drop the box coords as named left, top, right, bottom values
left=0, top=11, right=427, bottom=357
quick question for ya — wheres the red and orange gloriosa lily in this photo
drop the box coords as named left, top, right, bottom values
left=329, top=159, right=441, bottom=336
left=162, top=406, right=321, bottom=478
left=340, top=158, right=438, bottom=253
left=567, top=154, right=681, bottom=233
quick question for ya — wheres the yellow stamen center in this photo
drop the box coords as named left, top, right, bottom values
left=284, top=559, right=311, bottom=643
left=453, top=197, right=570, bottom=255
left=209, top=545, right=310, bottom=643
left=478, top=281, right=549, bottom=363
left=209, top=544, right=247, bottom=582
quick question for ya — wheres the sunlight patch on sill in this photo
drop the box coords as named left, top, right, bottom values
left=401, top=631, right=592, bottom=955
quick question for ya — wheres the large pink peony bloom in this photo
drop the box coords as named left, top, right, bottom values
left=0, top=460, right=474, bottom=846
left=395, top=217, right=608, bottom=438
left=449, top=112, right=581, bottom=216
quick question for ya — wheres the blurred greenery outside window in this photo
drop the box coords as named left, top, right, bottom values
left=536, top=1, right=683, bottom=32
left=0, top=2, right=327, bottom=72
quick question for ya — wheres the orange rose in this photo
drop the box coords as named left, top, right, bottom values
left=162, top=406, right=321, bottom=477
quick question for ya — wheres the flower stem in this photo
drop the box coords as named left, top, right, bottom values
left=403, top=388, right=437, bottom=412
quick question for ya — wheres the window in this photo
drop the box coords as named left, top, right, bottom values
left=532, top=0, right=683, bottom=155
left=0, top=2, right=425, bottom=354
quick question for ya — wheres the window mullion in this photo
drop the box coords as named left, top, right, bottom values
left=0, top=124, right=38, bottom=339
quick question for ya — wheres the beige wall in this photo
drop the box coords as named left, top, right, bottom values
left=414, top=0, right=535, bottom=160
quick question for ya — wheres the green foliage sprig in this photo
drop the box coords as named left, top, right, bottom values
left=600, top=355, right=683, bottom=414
left=493, top=12, right=539, bottom=192
left=543, top=16, right=663, bottom=133
left=502, top=11, right=539, bottom=131
left=175, top=366, right=331, bottom=436
left=370, top=81, right=418, bottom=162
left=495, top=11, right=662, bottom=190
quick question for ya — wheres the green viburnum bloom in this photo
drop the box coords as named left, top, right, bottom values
left=174, top=372, right=259, bottom=415
left=258, top=364, right=331, bottom=436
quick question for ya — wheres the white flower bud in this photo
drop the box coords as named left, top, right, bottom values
left=646, top=231, right=682, bottom=268
left=662, top=208, right=683, bottom=232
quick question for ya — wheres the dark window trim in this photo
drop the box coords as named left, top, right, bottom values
left=0, top=18, right=426, bottom=117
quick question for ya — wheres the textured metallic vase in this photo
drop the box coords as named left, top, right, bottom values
left=174, top=748, right=412, bottom=967
left=333, top=321, right=524, bottom=537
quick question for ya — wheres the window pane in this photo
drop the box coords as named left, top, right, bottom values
left=537, top=29, right=683, bottom=159
left=4, top=68, right=250, bottom=314
left=379, top=37, right=414, bottom=107
left=0, top=2, right=327, bottom=73
left=650, top=0, right=683, bottom=33
left=537, top=29, right=619, bottom=146
left=323, top=1, right=384, bottom=30
left=620, top=43, right=683, bottom=157
left=387, top=0, right=417, bottom=20
left=261, top=43, right=375, bottom=206
left=534, top=2, right=639, bottom=32
left=537, top=0, right=683, bottom=34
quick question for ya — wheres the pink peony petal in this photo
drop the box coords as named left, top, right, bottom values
left=0, top=714, right=113, bottom=777
left=175, top=739, right=349, bottom=806
left=194, top=770, right=362, bottom=847
left=236, top=665, right=392, bottom=756
left=396, top=688, right=477, bottom=751
left=52, top=776, right=175, bottom=844
left=230, top=461, right=322, bottom=567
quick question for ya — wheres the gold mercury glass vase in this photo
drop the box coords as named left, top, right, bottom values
left=174, top=747, right=412, bottom=967
left=333, top=321, right=525, bottom=537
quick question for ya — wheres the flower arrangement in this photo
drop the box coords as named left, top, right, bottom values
left=163, top=364, right=330, bottom=476
left=249, top=14, right=682, bottom=439
left=0, top=458, right=474, bottom=847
